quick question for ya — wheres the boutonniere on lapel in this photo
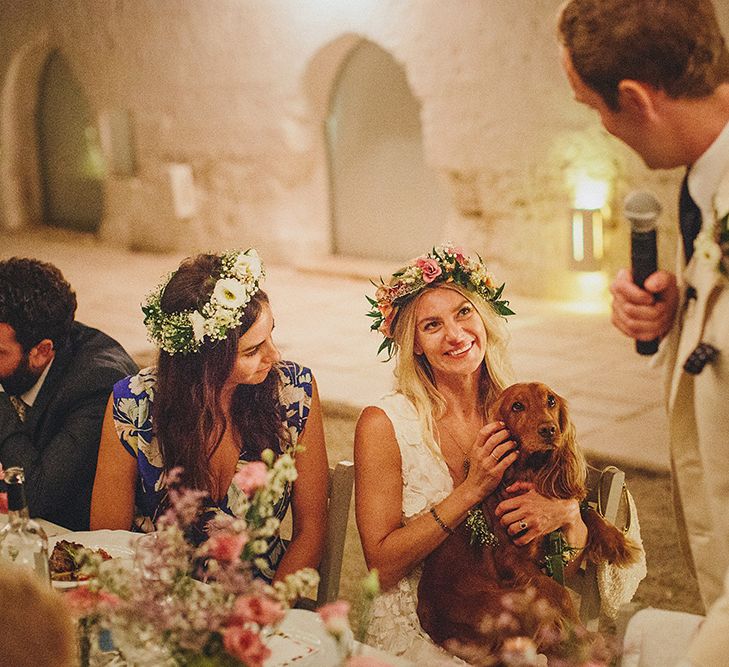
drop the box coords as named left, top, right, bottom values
left=696, top=179, right=729, bottom=277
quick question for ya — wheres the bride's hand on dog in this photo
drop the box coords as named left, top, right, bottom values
left=494, top=481, right=587, bottom=547
left=463, top=421, right=518, bottom=500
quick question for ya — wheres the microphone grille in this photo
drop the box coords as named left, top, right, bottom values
left=624, top=190, right=662, bottom=232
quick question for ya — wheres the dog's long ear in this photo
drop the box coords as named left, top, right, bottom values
left=555, top=396, right=587, bottom=499
left=537, top=395, right=587, bottom=500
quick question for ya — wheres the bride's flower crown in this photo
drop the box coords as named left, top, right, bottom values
left=142, top=248, right=265, bottom=355
left=366, top=244, right=514, bottom=359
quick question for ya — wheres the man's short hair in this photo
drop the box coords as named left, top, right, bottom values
left=0, top=258, right=77, bottom=351
left=558, top=0, right=729, bottom=110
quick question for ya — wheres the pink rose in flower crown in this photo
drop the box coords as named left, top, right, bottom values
left=230, top=594, right=286, bottom=627
left=233, top=461, right=269, bottom=497
left=318, top=600, right=351, bottom=637
left=378, top=307, right=397, bottom=338
left=415, top=257, right=442, bottom=283
left=223, top=626, right=270, bottom=667
left=207, top=530, right=249, bottom=562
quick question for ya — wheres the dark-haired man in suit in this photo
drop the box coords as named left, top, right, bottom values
left=0, top=257, right=137, bottom=530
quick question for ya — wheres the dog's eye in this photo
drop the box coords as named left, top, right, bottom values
left=511, top=401, right=524, bottom=412
left=547, top=395, right=556, bottom=407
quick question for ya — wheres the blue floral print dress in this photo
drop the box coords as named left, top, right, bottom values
left=111, top=360, right=312, bottom=582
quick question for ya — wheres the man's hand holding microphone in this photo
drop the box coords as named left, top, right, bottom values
left=609, top=192, right=680, bottom=354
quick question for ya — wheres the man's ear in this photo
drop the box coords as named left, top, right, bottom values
left=617, top=79, right=659, bottom=121
left=28, top=339, right=55, bottom=371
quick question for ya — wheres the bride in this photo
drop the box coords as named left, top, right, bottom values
left=354, top=245, right=646, bottom=662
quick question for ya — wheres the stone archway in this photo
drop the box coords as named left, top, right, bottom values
left=0, top=34, right=51, bottom=231
left=303, top=35, right=449, bottom=262
left=36, top=50, right=104, bottom=233
left=0, top=37, right=103, bottom=233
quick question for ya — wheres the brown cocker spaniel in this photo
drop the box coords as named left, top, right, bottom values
left=417, top=382, right=638, bottom=659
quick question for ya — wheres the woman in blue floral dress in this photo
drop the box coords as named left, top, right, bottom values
left=90, top=250, right=329, bottom=583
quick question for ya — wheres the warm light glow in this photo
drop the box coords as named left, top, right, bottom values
left=592, top=210, right=604, bottom=260
left=573, top=174, right=609, bottom=210
left=561, top=272, right=610, bottom=314
left=572, top=211, right=584, bottom=262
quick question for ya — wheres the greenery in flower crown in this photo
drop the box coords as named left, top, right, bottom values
left=366, top=244, right=514, bottom=359
left=142, top=248, right=265, bottom=355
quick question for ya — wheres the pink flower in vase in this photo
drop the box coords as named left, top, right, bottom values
left=230, top=594, right=285, bottom=627
left=64, top=587, right=120, bottom=616
left=318, top=600, right=351, bottom=636
left=207, top=530, right=249, bottom=563
left=223, top=626, right=270, bottom=667
left=415, top=257, right=442, bottom=283
left=233, top=461, right=269, bottom=497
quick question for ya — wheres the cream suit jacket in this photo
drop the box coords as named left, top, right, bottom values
left=661, top=166, right=729, bottom=609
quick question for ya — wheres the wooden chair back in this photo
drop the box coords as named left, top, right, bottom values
left=316, top=459, right=355, bottom=605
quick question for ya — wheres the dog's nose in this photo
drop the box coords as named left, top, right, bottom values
left=538, top=423, right=557, bottom=440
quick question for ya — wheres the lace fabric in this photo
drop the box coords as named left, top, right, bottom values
left=364, top=393, right=461, bottom=663
left=597, top=488, right=647, bottom=619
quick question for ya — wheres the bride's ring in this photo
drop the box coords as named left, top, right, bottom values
left=519, top=521, right=528, bottom=531
left=489, top=452, right=499, bottom=461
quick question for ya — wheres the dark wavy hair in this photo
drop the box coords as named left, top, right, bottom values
left=559, top=0, right=729, bottom=110
left=152, top=253, right=286, bottom=492
left=0, top=257, right=77, bottom=351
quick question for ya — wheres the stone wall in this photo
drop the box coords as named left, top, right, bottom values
left=1, top=0, right=727, bottom=299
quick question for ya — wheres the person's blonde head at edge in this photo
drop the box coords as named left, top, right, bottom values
left=390, top=281, right=514, bottom=452
left=0, top=565, right=76, bottom=667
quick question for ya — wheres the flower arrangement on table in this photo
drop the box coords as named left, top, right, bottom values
left=65, top=451, right=318, bottom=667
left=442, top=587, right=613, bottom=667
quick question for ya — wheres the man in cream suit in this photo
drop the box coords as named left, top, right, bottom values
left=558, top=0, right=729, bottom=662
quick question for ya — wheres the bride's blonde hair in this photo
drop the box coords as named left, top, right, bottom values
left=391, top=283, right=514, bottom=456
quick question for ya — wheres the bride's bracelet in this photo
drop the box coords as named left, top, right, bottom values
left=429, top=506, right=454, bottom=536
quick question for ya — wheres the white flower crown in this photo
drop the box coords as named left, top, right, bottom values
left=142, top=248, right=265, bottom=355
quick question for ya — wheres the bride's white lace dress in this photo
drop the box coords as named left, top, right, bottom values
left=364, top=392, right=460, bottom=663
left=364, top=392, right=647, bottom=662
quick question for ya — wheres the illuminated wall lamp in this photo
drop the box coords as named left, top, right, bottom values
left=569, top=176, right=608, bottom=271
left=570, top=208, right=604, bottom=271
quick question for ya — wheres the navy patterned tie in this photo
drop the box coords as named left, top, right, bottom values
left=679, top=173, right=702, bottom=263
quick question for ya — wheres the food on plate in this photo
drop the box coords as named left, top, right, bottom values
left=49, top=539, right=112, bottom=581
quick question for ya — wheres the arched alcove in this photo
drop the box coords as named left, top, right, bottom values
left=317, top=38, right=448, bottom=262
left=326, top=39, right=448, bottom=260
left=36, top=50, right=104, bottom=233
left=1, top=39, right=104, bottom=233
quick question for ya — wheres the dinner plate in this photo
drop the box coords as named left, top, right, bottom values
left=50, top=530, right=139, bottom=589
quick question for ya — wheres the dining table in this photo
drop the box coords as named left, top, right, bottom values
left=0, top=515, right=412, bottom=666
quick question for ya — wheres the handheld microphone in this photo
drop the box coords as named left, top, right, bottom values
left=624, top=191, right=662, bottom=355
